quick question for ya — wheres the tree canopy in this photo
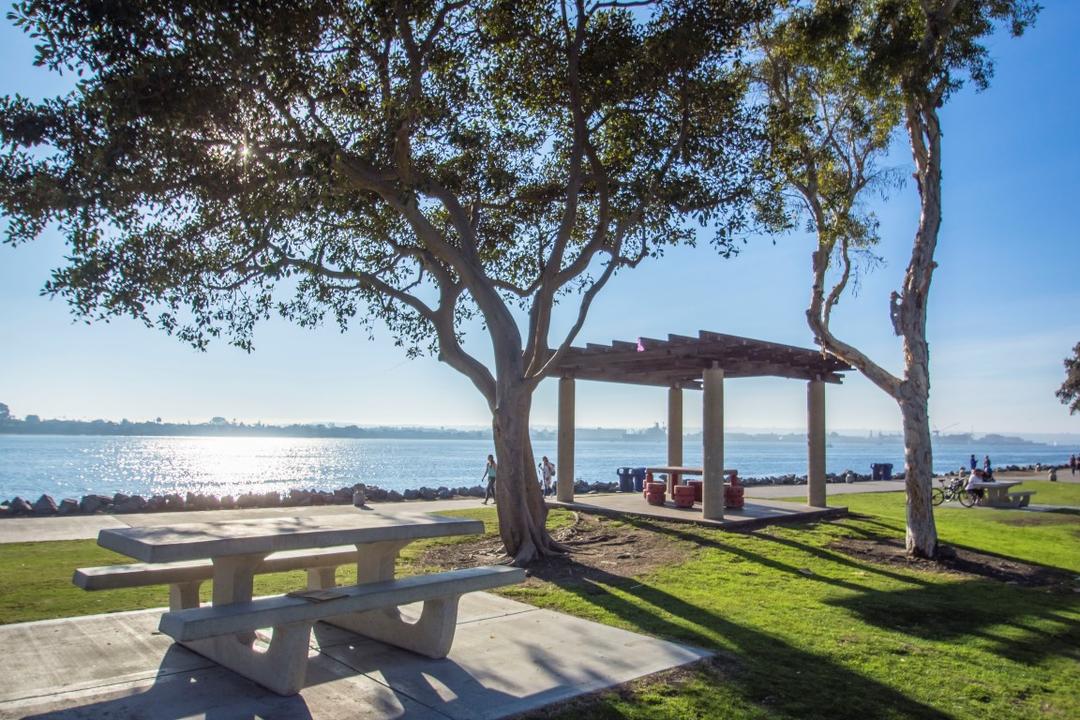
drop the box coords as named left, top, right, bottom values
left=1057, top=343, right=1080, bottom=415
left=0, top=0, right=762, bottom=393
left=0, top=0, right=768, bottom=563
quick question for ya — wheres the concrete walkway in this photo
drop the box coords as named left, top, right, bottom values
left=0, top=593, right=709, bottom=720
left=742, top=479, right=906, bottom=499
left=5, top=475, right=1061, bottom=545
left=0, top=498, right=488, bottom=544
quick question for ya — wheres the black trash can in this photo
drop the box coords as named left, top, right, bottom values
left=631, top=467, right=647, bottom=493
left=871, top=463, right=895, bottom=480
left=616, top=467, right=634, bottom=493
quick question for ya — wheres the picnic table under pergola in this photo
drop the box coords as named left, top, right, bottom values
left=543, top=330, right=851, bottom=520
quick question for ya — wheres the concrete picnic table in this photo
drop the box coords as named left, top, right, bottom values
left=93, top=510, right=522, bottom=694
left=644, top=465, right=738, bottom=496
left=965, top=479, right=1028, bottom=508
left=97, top=509, right=484, bottom=607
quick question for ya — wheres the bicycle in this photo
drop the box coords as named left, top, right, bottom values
left=932, top=477, right=978, bottom=507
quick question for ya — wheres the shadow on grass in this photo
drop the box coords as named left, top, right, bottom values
left=827, top=582, right=1080, bottom=667
left=527, top=512, right=1079, bottom=716
left=619, top=516, right=927, bottom=593
left=539, top=564, right=951, bottom=720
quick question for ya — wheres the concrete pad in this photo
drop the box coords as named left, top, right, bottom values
left=0, top=609, right=212, bottom=703
left=0, top=652, right=442, bottom=720
left=320, top=606, right=708, bottom=720
left=549, top=493, right=846, bottom=530
left=0, top=593, right=709, bottom=720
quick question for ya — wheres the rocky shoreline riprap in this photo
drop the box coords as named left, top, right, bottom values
left=0, top=463, right=1058, bottom=518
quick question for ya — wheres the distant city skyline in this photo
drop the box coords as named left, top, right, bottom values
left=3, top=408, right=1075, bottom=444
left=2, top=5, right=1079, bottom=436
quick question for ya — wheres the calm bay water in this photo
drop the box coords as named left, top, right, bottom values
left=0, top=434, right=1069, bottom=501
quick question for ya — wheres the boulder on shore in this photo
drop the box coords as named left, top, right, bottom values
left=114, top=495, right=147, bottom=514
left=33, top=494, right=58, bottom=515
left=79, top=495, right=111, bottom=514
left=9, top=497, right=33, bottom=515
left=57, top=498, right=79, bottom=515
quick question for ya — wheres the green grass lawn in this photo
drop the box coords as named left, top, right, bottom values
left=0, top=494, right=1076, bottom=719
left=1008, top=479, right=1080, bottom=507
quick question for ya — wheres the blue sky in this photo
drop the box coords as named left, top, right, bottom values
left=1, top=4, right=1078, bottom=435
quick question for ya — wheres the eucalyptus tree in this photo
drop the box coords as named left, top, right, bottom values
left=0, top=0, right=764, bottom=563
left=755, top=0, right=1038, bottom=558
left=753, top=4, right=922, bottom=550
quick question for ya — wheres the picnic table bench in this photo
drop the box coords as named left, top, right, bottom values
left=74, top=511, right=524, bottom=695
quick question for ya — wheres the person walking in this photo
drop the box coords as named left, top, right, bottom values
left=970, top=454, right=978, bottom=471
left=481, top=454, right=497, bottom=505
left=1070, top=454, right=1077, bottom=476
left=983, top=455, right=992, bottom=474
left=539, top=456, right=555, bottom=497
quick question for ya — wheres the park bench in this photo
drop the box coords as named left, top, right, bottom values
left=74, top=545, right=362, bottom=610
left=74, top=512, right=526, bottom=695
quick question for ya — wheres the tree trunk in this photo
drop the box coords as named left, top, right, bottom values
left=898, top=374, right=937, bottom=557
left=895, top=96, right=943, bottom=559
left=491, top=383, right=564, bottom=565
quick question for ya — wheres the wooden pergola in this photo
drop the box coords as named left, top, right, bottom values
left=545, top=330, right=851, bottom=519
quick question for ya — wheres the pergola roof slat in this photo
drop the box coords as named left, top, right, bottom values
left=546, top=330, right=850, bottom=388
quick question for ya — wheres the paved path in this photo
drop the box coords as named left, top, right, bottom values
left=0, top=482, right=906, bottom=544
left=0, top=498, right=487, bottom=544
left=0, top=593, right=709, bottom=720
left=3, top=474, right=1069, bottom=545
left=742, top=480, right=906, bottom=499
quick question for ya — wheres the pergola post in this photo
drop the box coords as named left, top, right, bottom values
left=667, top=386, right=683, bottom=467
left=807, top=377, right=827, bottom=508
left=702, top=365, right=725, bottom=520
left=557, top=376, right=576, bottom=503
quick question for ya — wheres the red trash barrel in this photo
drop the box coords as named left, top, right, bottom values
left=672, top=484, right=696, bottom=508
left=644, top=481, right=666, bottom=506
left=724, top=484, right=745, bottom=509
left=686, top=479, right=703, bottom=503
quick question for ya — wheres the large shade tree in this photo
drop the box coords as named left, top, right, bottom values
left=0, top=0, right=765, bottom=563
left=755, top=0, right=1038, bottom=557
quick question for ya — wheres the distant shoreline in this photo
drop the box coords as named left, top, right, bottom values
left=0, top=422, right=1054, bottom=447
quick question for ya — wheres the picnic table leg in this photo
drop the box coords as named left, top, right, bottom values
left=168, top=580, right=202, bottom=611
left=182, top=620, right=315, bottom=696
left=180, top=552, right=314, bottom=695
left=211, top=553, right=268, bottom=644
left=324, top=539, right=461, bottom=658
left=306, top=566, right=337, bottom=590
